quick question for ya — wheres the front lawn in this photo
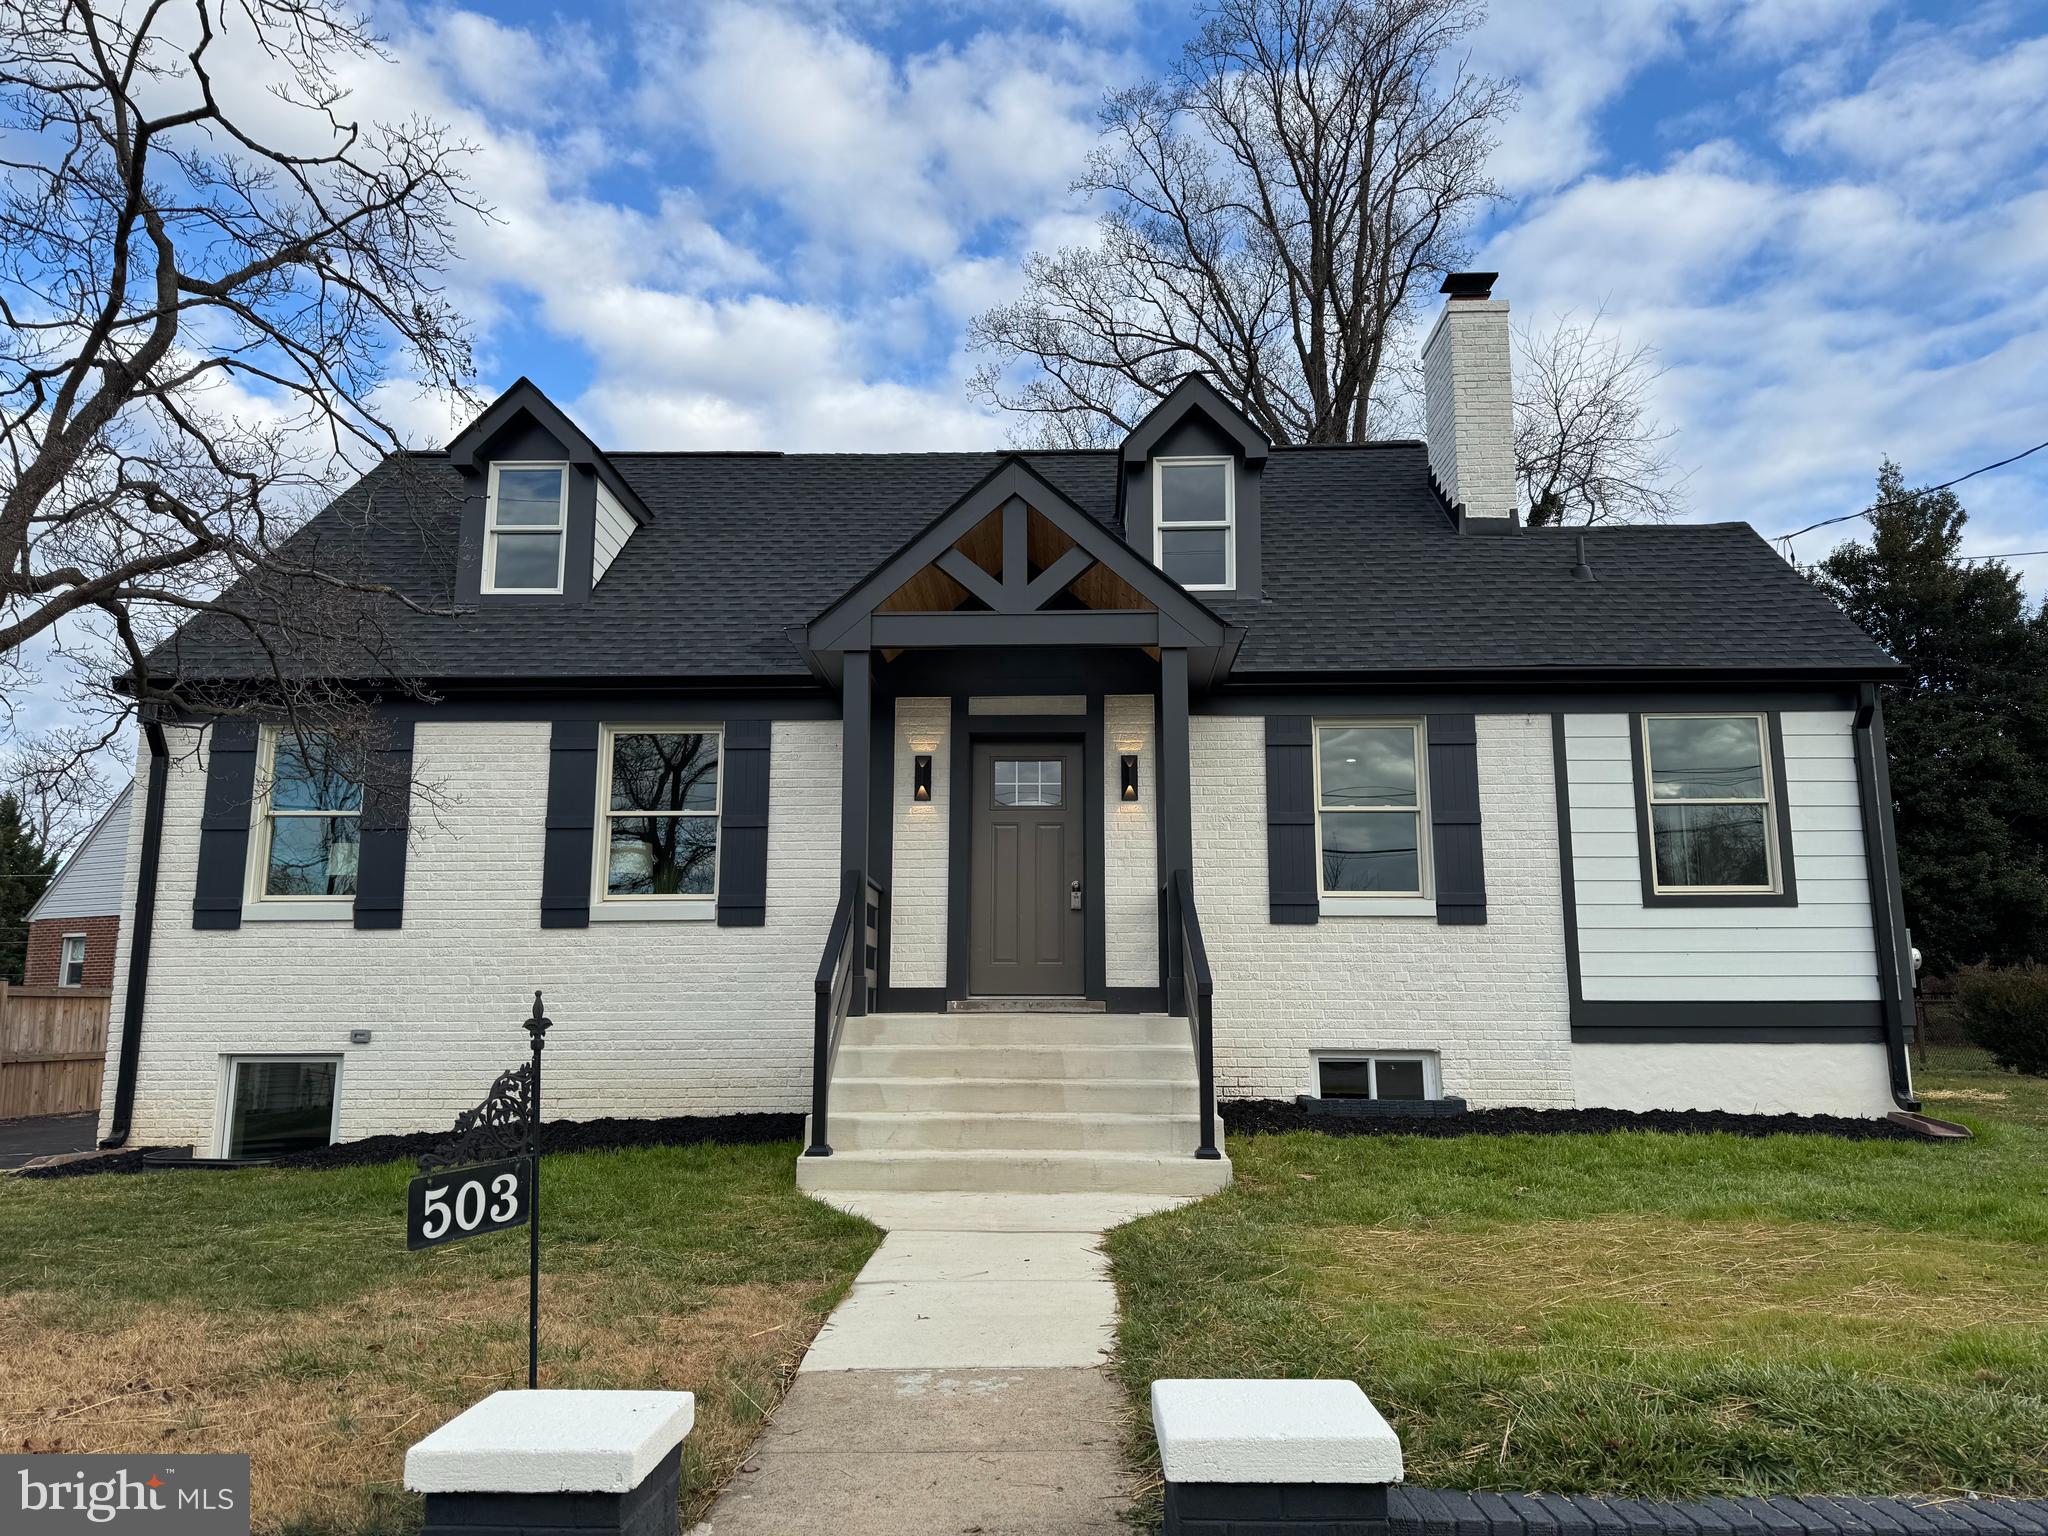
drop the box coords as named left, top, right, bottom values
left=0, top=1141, right=880, bottom=1534
left=1107, top=1049, right=2048, bottom=1503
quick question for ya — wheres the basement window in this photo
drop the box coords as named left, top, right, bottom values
left=222, top=1056, right=340, bottom=1158
left=484, top=462, right=569, bottom=594
left=1315, top=1053, right=1438, bottom=1102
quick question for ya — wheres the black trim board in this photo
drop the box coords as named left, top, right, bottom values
left=1208, top=683, right=1863, bottom=716
left=1628, top=710, right=1798, bottom=908
left=1854, top=685, right=1920, bottom=1109
left=102, top=721, right=169, bottom=1147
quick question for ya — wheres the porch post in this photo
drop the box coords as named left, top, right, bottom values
left=841, top=650, right=872, bottom=1016
left=1161, top=648, right=1193, bottom=1016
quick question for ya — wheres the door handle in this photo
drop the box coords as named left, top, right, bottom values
left=1069, top=879, right=1083, bottom=912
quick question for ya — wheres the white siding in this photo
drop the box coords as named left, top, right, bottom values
left=891, top=697, right=950, bottom=989
left=101, top=719, right=839, bottom=1151
left=1191, top=712, right=1573, bottom=1107
left=1563, top=711, right=1880, bottom=1002
left=592, top=480, right=635, bottom=586
left=27, top=780, right=134, bottom=921
left=1104, top=694, right=1158, bottom=990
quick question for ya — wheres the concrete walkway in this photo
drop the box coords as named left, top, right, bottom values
left=690, top=1192, right=1187, bottom=1536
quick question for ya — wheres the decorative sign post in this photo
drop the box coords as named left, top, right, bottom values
left=407, top=993, right=555, bottom=1390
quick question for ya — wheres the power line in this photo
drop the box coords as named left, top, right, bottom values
left=1772, top=435, right=2048, bottom=550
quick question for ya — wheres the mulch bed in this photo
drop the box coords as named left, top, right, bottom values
left=1222, top=1099, right=1926, bottom=1141
left=15, top=1112, right=804, bottom=1180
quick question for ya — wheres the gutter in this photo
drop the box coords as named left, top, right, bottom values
left=100, top=719, right=170, bottom=1149
left=1851, top=683, right=1920, bottom=1112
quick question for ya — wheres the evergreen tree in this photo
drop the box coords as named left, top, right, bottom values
left=1812, top=460, right=2048, bottom=974
left=0, top=792, right=57, bottom=984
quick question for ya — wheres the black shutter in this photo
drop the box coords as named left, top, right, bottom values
left=1266, top=715, right=1318, bottom=925
left=541, top=720, right=600, bottom=929
left=717, top=720, right=772, bottom=927
left=353, top=721, right=415, bottom=930
left=1427, top=713, right=1487, bottom=925
left=193, top=720, right=260, bottom=929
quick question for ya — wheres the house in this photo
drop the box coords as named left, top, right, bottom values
left=94, top=274, right=1917, bottom=1188
left=23, top=780, right=133, bottom=990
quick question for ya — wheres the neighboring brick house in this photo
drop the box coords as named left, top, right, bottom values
left=96, top=273, right=1920, bottom=1188
left=24, top=781, right=132, bottom=990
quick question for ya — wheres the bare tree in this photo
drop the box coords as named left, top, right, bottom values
left=0, top=0, right=487, bottom=793
left=969, top=0, right=1516, bottom=447
left=1514, top=310, right=1684, bottom=527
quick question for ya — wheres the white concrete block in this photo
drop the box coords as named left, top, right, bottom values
left=404, top=1389, right=695, bottom=1494
left=1151, top=1379, right=1403, bottom=1485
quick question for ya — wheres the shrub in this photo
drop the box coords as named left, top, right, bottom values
left=1957, top=964, right=2048, bottom=1075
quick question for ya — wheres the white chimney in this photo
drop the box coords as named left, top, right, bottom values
left=1421, top=272, right=1516, bottom=521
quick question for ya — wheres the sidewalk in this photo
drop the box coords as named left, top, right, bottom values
left=690, top=1192, right=1187, bottom=1536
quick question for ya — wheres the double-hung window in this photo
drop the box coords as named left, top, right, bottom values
left=599, top=727, right=722, bottom=902
left=1640, top=713, right=1780, bottom=893
left=254, top=729, right=361, bottom=899
left=59, top=934, right=87, bottom=987
left=1314, top=721, right=1429, bottom=898
left=1153, top=458, right=1234, bottom=590
left=485, top=462, right=568, bottom=594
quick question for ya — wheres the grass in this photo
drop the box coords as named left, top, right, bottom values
left=1106, top=1047, right=2048, bottom=1505
left=0, top=1141, right=880, bottom=1535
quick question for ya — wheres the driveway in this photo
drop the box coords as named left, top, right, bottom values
left=0, top=1113, right=98, bottom=1170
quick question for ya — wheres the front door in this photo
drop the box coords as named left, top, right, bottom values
left=969, top=742, right=1086, bottom=997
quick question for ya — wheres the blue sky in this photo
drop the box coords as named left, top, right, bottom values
left=11, top=0, right=2048, bottom=751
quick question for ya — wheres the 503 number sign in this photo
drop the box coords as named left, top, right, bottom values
left=406, top=1156, right=531, bottom=1250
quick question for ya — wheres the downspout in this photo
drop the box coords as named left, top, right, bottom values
left=100, top=718, right=170, bottom=1148
left=1852, top=684, right=1920, bottom=1111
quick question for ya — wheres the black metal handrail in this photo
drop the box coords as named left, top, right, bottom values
left=805, top=870, right=883, bottom=1158
left=1166, top=868, right=1221, bottom=1160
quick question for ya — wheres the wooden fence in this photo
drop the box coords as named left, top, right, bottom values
left=0, top=982, right=111, bottom=1120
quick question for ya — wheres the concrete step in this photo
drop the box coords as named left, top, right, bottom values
left=831, top=1076, right=1201, bottom=1115
left=794, top=1147, right=1233, bottom=1196
left=833, top=1043, right=1195, bottom=1081
left=843, top=1013, right=1187, bottom=1049
left=826, top=1110, right=1205, bottom=1154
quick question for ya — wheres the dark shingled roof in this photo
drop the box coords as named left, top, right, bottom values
left=148, top=440, right=1895, bottom=685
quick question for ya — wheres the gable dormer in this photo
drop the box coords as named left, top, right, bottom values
left=446, top=378, right=651, bottom=605
left=1119, top=375, right=1270, bottom=598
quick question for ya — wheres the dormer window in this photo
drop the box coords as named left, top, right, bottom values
left=485, top=462, right=568, bottom=594
left=1154, top=457, right=1234, bottom=590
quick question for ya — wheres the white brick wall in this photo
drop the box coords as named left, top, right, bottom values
left=1104, top=694, right=1159, bottom=990
left=1421, top=296, right=1515, bottom=520
left=100, top=718, right=840, bottom=1150
left=891, top=697, right=951, bottom=988
left=1190, top=712, right=1573, bottom=1106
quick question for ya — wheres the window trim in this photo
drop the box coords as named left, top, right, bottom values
left=1630, top=710, right=1799, bottom=908
left=1312, top=1050, right=1441, bottom=1102
left=247, top=727, right=361, bottom=910
left=592, top=723, right=724, bottom=909
left=1152, top=456, right=1235, bottom=591
left=483, top=460, right=570, bottom=596
left=58, top=932, right=87, bottom=987
left=1312, top=718, right=1432, bottom=909
left=216, top=1053, right=343, bottom=1159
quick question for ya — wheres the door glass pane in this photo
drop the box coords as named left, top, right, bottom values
left=490, top=532, right=562, bottom=589
left=1652, top=803, right=1770, bottom=888
left=611, top=732, right=719, bottom=812
left=265, top=815, right=360, bottom=895
left=1319, top=726, right=1417, bottom=807
left=1318, top=1059, right=1373, bottom=1099
left=270, top=734, right=361, bottom=812
left=1159, top=461, right=1228, bottom=522
left=606, top=815, right=718, bottom=895
left=1158, top=528, right=1227, bottom=587
left=493, top=467, right=565, bottom=525
left=994, top=759, right=1064, bottom=808
left=1646, top=716, right=1765, bottom=799
left=1321, top=811, right=1421, bottom=892
left=229, top=1060, right=337, bottom=1157
left=1375, top=1059, right=1428, bottom=1100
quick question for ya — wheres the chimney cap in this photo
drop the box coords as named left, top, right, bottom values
left=1440, top=271, right=1498, bottom=300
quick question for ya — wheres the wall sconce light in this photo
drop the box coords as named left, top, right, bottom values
left=914, top=754, right=933, bottom=801
left=1120, top=754, right=1139, bottom=802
